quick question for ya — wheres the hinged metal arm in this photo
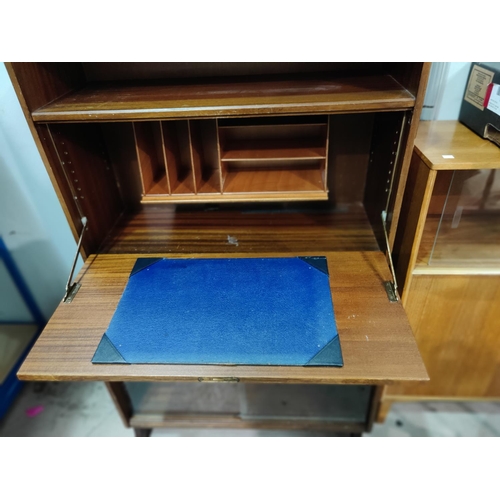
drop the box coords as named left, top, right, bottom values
left=381, top=211, right=399, bottom=303
left=63, top=216, right=87, bottom=303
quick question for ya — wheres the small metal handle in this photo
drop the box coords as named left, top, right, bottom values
left=198, top=377, right=240, bottom=383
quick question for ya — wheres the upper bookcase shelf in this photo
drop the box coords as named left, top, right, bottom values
left=31, top=74, right=416, bottom=123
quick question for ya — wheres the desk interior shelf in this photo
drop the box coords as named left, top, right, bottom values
left=132, top=116, right=329, bottom=202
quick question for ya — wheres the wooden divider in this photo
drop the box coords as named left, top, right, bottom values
left=133, top=122, right=169, bottom=195
left=161, top=120, right=194, bottom=196
left=136, top=116, right=330, bottom=201
left=188, top=120, right=221, bottom=194
left=322, top=117, right=331, bottom=190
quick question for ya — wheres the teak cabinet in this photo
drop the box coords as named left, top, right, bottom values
left=379, top=121, right=500, bottom=419
left=8, top=63, right=430, bottom=436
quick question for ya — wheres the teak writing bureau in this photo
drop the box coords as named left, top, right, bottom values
left=8, top=63, right=430, bottom=436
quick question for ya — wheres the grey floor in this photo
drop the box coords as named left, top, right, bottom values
left=0, top=382, right=499, bottom=437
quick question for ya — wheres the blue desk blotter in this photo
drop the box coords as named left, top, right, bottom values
left=92, top=257, right=343, bottom=367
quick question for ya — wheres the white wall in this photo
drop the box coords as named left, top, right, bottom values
left=425, top=62, right=471, bottom=120
left=0, top=63, right=81, bottom=322
left=434, top=62, right=471, bottom=120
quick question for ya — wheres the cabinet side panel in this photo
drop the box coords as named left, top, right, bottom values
left=415, top=171, right=455, bottom=267
left=48, top=124, right=125, bottom=255
left=389, top=63, right=427, bottom=98
left=7, top=63, right=86, bottom=113
left=5, top=64, right=87, bottom=247
left=36, top=124, right=84, bottom=239
left=364, top=112, right=406, bottom=250
left=386, top=63, right=431, bottom=246
left=327, top=114, right=374, bottom=208
left=393, top=155, right=436, bottom=298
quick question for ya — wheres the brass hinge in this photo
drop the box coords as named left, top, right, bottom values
left=383, top=281, right=398, bottom=302
left=64, top=282, right=81, bottom=304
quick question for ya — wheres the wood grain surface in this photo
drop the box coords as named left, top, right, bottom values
left=129, top=414, right=366, bottom=433
left=6, top=62, right=86, bottom=113
left=100, top=205, right=380, bottom=254
left=220, top=143, right=327, bottom=161
left=31, top=75, right=415, bottom=122
left=385, top=274, right=500, bottom=399
left=222, top=164, right=326, bottom=194
left=46, top=123, right=125, bottom=255
left=17, top=251, right=428, bottom=384
left=142, top=190, right=329, bottom=203
left=393, top=153, right=436, bottom=300
left=363, top=111, right=406, bottom=250
left=385, top=62, right=431, bottom=248
left=414, top=121, right=500, bottom=171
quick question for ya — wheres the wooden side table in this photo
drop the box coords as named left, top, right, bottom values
left=378, top=120, right=500, bottom=421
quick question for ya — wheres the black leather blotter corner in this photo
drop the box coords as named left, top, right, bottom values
left=92, top=256, right=343, bottom=367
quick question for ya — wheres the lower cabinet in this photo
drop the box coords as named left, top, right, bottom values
left=125, top=382, right=374, bottom=435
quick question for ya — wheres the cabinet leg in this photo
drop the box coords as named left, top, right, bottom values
left=376, top=400, right=393, bottom=423
left=134, top=427, right=152, bottom=437
left=105, top=382, right=133, bottom=428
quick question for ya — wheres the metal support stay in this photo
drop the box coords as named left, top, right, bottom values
left=63, top=216, right=87, bottom=303
left=381, top=211, right=399, bottom=302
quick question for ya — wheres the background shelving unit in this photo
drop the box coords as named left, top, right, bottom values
left=0, top=237, right=45, bottom=419
left=379, top=120, right=500, bottom=420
